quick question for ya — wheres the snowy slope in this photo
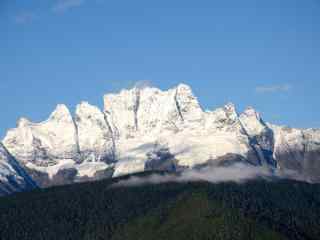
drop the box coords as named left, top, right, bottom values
left=75, top=101, right=115, bottom=163
left=0, top=143, right=37, bottom=195
left=2, top=83, right=320, bottom=187
left=105, top=85, right=254, bottom=177
left=3, top=104, right=112, bottom=187
left=3, top=104, right=79, bottom=166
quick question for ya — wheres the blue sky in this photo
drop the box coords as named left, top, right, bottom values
left=1, top=0, right=319, bottom=138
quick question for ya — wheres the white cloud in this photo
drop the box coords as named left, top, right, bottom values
left=255, top=84, right=292, bottom=93
left=113, top=163, right=304, bottom=187
left=14, top=12, right=36, bottom=24
left=52, top=0, right=85, bottom=13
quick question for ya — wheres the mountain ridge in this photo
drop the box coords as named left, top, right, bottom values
left=1, top=83, right=320, bottom=191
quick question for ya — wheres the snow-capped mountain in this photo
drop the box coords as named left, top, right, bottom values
left=2, top=84, right=320, bottom=188
left=0, top=142, right=37, bottom=195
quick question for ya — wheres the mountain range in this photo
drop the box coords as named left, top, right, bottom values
left=1, top=83, right=320, bottom=194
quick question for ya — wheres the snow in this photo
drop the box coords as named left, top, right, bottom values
left=167, top=132, right=249, bottom=167
left=75, top=101, right=114, bottom=162
left=26, top=158, right=110, bottom=178
left=113, top=159, right=146, bottom=177
left=0, top=143, right=29, bottom=189
left=3, top=104, right=79, bottom=164
left=76, top=161, right=109, bottom=178
left=0, top=154, right=19, bottom=183
left=26, top=159, right=76, bottom=179
left=2, top=83, right=320, bottom=182
left=268, top=124, right=306, bottom=158
left=239, top=107, right=266, bottom=137
left=29, top=104, right=78, bottom=158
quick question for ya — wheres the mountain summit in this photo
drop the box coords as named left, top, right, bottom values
left=1, top=84, right=320, bottom=190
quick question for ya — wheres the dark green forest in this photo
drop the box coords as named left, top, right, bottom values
left=0, top=172, right=320, bottom=240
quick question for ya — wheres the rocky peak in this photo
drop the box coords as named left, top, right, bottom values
left=17, top=118, right=31, bottom=128
left=3, top=103, right=79, bottom=167
left=173, top=84, right=203, bottom=126
left=49, top=104, right=73, bottom=123
left=76, top=102, right=103, bottom=119
left=204, top=102, right=240, bottom=132
left=241, top=106, right=261, bottom=120
left=239, top=107, right=266, bottom=137
left=239, top=107, right=275, bottom=166
left=174, top=84, right=200, bottom=108
left=104, top=88, right=140, bottom=138
left=103, top=84, right=204, bottom=136
left=175, top=83, right=193, bottom=95
left=223, top=102, right=238, bottom=121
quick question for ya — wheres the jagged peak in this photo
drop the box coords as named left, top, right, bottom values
left=223, top=102, right=238, bottom=120
left=176, top=83, right=192, bottom=92
left=239, top=106, right=268, bottom=137
left=48, top=104, right=72, bottom=121
left=78, top=101, right=92, bottom=108
left=174, top=83, right=196, bottom=99
left=76, top=101, right=102, bottom=115
left=174, top=83, right=199, bottom=103
left=224, top=102, right=235, bottom=109
left=241, top=106, right=261, bottom=120
left=207, top=103, right=238, bottom=124
left=105, top=86, right=140, bottom=99
left=103, top=83, right=197, bottom=112
left=224, top=102, right=236, bottom=113
left=105, top=83, right=193, bottom=98
left=174, top=84, right=203, bottom=119
left=17, top=117, right=31, bottom=128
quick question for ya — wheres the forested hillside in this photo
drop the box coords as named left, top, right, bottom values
left=0, top=173, right=320, bottom=240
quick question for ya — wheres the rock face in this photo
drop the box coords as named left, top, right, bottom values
left=2, top=84, right=320, bottom=188
left=270, top=125, right=320, bottom=182
left=0, top=143, right=37, bottom=195
left=239, top=107, right=276, bottom=167
left=75, top=102, right=116, bottom=163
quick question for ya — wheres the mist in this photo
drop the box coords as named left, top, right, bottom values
left=113, top=163, right=305, bottom=187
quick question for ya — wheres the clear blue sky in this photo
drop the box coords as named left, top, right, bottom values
left=1, top=0, right=319, bottom=138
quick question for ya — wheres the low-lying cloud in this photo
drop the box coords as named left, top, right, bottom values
left=113, top=163, right=303, bottom=187
left=255, top=84, right=292, bottom=93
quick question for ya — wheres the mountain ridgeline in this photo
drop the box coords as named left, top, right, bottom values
left=1, top=84, right=320, bottom=193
